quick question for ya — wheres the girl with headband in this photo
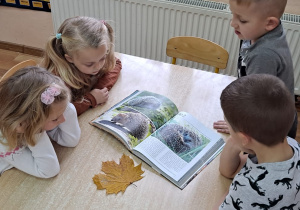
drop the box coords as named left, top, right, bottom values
left=0, top=66, right=81, bottom=178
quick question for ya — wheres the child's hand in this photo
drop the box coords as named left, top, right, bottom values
left=90, top=87, right=109, bottom=105
left=213, top=120, right=230, bottom=134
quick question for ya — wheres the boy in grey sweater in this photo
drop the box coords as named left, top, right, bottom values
left=213, top=0, right=297, bottom=139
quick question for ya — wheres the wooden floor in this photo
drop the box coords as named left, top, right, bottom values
left=0, top=49, right=43, bottom=76
left=0, top=48, right=299, bottom=143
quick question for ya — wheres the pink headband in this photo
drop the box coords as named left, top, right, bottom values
left=41, top=85, right=61, bottom=105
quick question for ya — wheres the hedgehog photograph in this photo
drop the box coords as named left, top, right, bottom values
left=157, top=124, right=203, bottom=153
left=153, top=123, right=210, bottom=162
left=127, top=96, right=161, bottom=110
left=111, top=112, right=151, bottom=140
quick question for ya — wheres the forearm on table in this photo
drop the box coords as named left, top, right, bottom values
left=213, top=190, right=229, bottom=210
left=219, top=137, right=245, bottom=179
left=73, top=93, right=97, bottom=116
left=5, top=132, right=60, bottom=178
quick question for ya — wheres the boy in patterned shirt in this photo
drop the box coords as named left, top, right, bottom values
left=217, top=74, right=300, bottom=209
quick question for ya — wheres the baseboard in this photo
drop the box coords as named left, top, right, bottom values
left=0, top=41, right=44, bottom=57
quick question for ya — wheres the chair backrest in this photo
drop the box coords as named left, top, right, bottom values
left=0, top=59, right=37, bottom=82
left=166, top=36, right=229, bottom=73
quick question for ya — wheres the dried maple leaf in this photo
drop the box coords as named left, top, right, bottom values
left=93, top=154, right=144, bottom=194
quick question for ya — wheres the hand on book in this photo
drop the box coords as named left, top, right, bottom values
left=213, top=120, right=230, bottom=134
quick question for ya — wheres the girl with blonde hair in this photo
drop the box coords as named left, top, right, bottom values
left=0, top=66, right=81, bottom=178
left=42, top=16, right=122, bottom=115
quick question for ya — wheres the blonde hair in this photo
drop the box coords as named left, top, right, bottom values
left=42, top=16, right=116, bottom=102
left=232, top=0, right=287, bottom=18
left=0, top=66, right=70, bottom=150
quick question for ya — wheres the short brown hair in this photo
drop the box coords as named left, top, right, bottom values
left=220, top=74, right=294, bottom=146
left=231, top=0, right=287, bottom=18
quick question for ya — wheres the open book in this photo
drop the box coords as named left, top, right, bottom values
left=90, top=90, right=225, bottom=189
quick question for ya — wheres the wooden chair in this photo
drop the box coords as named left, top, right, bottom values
left=166, top=36, right=229, bottom=73
left=0, top=59, right=37, bottom=82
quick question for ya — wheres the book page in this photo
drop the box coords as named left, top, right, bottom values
left=91, top=90, right=178, bottom=150
left=133, top=112, right=224, bottom=183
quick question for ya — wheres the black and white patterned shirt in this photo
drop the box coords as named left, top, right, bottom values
left=220, top=138, right=300, bottom=209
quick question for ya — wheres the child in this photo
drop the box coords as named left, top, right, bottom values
left=217, top=74, right=300, bottom=209
left=42, top=16, right=122, bottom=116
left=0, top=66, right=81, bottom=178
left=213, top=0, right=297, bottom=139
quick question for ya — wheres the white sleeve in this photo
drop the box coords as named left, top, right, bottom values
left=47, top=103, right=81, bottom=147
left=1, top=132, right=60, bottom=178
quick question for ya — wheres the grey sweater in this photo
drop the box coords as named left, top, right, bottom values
left=237, top=23, right=295, bottom=97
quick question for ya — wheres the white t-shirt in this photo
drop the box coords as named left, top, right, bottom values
left=0, top=103, right=81, bottom=178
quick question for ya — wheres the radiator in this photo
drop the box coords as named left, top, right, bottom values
left=50, top=0, right=300, bottom=95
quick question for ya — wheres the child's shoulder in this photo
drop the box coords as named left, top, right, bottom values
left=223, top=153, right=300, bottom=208
left=287, top=137, right=300, bottom=147
left=287, top=137, right=300, bottom=155
left=0, top=138, right=25, bottom=157
left=0, top=137, right=10, bottom=153
left=247, top=23, right=286, bottom=51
